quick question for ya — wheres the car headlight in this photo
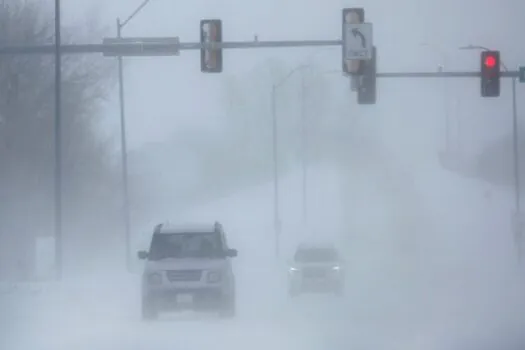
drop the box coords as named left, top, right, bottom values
left=332, top=266, right=341, bottom=271
left=288, top=267, right=299, bottom=273
left=207, top=271, right=221, bottom=283
left=148, top=273, right=162, bottom=285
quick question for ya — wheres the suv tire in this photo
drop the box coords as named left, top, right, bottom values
left=219, top=295, right=236, bottom=319
left=141, top=297, right=158, bottom=320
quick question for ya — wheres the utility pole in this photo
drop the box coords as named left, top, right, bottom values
left=54, top=0, right=63, bottom=280
left=53, top=0, right=63, bottom=280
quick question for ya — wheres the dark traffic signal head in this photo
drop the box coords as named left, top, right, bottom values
left=481, top=50, right=500, bottom=97
left=357, top=46, right=377, bottom=105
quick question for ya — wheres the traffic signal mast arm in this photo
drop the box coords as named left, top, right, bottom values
left=0, top=39, right=343, bottom=55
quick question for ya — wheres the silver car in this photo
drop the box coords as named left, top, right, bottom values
left=288, top=243, right=344, bottom=297
left=138, top=222, right=237, bottom=320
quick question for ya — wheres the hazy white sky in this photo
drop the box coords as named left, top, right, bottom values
left=56, top=0, right=524, bottom=153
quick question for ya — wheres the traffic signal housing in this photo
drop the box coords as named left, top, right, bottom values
left=200, top=19, right=222, bottom=73
left=342, top=8, right=364, bottom=75
left=357, top=46, right=376, bottom=104
left=481, top=50, right=500, bottom=97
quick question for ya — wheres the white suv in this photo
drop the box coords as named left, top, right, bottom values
left=137, top=221, right=237, bottom=320
left=288, top=243, right=344, bottom=297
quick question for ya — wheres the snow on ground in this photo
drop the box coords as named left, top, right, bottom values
left=2, top=159, right=524, bottom=350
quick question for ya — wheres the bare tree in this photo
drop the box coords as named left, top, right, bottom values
left=0, top=0, right=117, bottom=279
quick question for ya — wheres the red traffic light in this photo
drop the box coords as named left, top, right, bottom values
left=484, top=55, right=497, bottom=68
left=480, top=51, right=500, bottom=97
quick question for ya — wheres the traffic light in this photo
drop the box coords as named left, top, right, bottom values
left=200, top=19, right=222, bottom=73
left=342, top=8, right=364, bottom=75
left=357, top=46, right=376, bottom=104
left=481, top=50, right=500, bottom=97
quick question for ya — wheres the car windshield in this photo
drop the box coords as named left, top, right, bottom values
left=294, top=247, right=338, bottom=263
left=148, top=232, right=223, bottom=260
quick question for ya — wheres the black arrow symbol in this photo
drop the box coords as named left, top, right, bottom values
left=351, top=28, right=366, bottom=48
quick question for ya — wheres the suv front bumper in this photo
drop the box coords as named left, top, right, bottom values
left=145, top=287, right=228, bottom=311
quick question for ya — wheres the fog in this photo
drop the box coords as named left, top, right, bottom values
left=1, top=0, right=525, bottom=349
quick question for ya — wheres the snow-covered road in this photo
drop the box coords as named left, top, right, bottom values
left=3, top=161, right=525, bottom=350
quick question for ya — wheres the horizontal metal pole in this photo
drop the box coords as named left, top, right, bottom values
left=104, top=37, right=180, bottom=43
left=0, top=40, right=342, bottom=55
left=377, top=71, right=518, bottom=78
left=179, top=40, right=342, bottom=50
left=0, top=44, right=104, bottom=54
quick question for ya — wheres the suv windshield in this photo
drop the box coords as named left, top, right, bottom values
left=148, top=232, right=223, bottom=260
left=294, top=248, right=338, bottom=263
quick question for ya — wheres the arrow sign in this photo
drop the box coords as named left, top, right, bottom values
left=343, top=22, right=373, bottom=60
left=351, top=28, right=366, bottom=48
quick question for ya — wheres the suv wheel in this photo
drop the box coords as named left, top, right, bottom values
left=141, top=296, right=158, bottom=320
left=219, top=295, right=236, bottom=319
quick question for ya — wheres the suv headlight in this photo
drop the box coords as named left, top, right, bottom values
left=207, top=271, right=222, bottom=283
left=148, top=273, right=162, bottom=285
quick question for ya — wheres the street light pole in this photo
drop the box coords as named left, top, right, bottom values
left=300, top=71, right=307, bottom=224
left=270, top=66, right=341, bottom=251
left=271, top=64, right=310, bottom=257
left=116, top=0, right=152, bottom=271
left=116, top=18, right=131, bottom=271
left=271, top=84, right=280, bottom=257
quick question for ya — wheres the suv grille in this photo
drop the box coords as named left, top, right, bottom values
left=166, top=270, right=202, bottom=282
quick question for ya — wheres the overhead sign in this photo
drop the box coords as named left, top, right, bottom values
left=343, top=23, right=373, bottom=61
left=102, top=37, right=180, bottom=57
left=519, top=66, right=525, bottom=83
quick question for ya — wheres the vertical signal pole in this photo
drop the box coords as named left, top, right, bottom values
left=54, top=0, right=63, bottom=280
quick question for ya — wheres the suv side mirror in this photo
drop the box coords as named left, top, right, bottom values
left=137, top=250, right=148, bottom=260
left=225, top=248, right=238, bottom=258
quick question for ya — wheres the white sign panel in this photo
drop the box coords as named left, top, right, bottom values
left=343, top=23, right=373, bottom=60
